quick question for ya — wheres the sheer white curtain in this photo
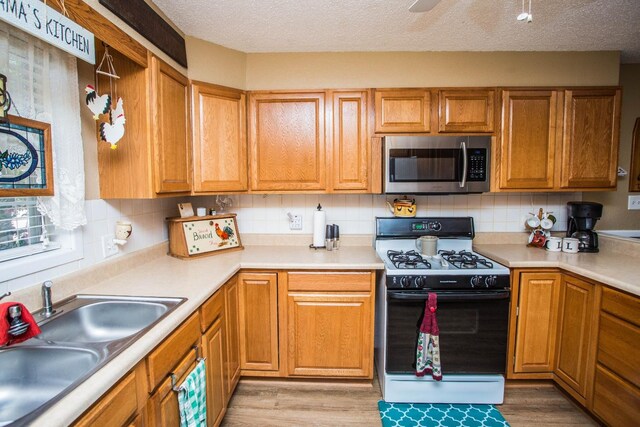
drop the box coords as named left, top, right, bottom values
left=0, top=22, right=86, bottom=230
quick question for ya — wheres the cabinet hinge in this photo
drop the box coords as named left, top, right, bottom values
left=516, top=306, right=519, bottom=317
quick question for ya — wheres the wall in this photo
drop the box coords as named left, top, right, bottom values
left=186, top=36, right=247, bottom=89
left=591, top=63, right=640, bottom=230
left=195, top=193, right=581, bottom=237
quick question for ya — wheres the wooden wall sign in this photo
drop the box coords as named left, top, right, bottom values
left=99, top=0, right=187, bottom=68
left=630, top=117, right=640, bottom=192
left=168, top=214, right=243, bottom=259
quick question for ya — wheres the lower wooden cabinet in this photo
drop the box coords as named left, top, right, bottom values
left=592, top=364, right=640, bottom=427
left=554, top=275, right=598, bottom=403
left=510, top=271, right=561, bottom=376
left=202, top=317, right=226, bottom=427
left=224, top=277, right=241, bottom=400
left=238, top=272, right=279, bottom=372
left=284, top=272, right=374, bottom=378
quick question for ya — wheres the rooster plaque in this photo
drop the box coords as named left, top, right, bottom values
left=167, top=213, right=243, bottom=259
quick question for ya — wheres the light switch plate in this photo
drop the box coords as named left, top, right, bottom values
left=629, top=195, right=640, bottom=210
left=101, top=235, right=119, bottom=258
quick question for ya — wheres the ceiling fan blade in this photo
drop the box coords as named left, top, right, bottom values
left=409, top=0, right=441, bottom=13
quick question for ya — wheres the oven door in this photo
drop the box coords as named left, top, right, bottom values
left=386, top=289, right=509, bottom=375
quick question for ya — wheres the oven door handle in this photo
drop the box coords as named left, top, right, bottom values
left=388, top=290, right=510, bottom=302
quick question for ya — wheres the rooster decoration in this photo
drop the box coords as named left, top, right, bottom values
left=214, top=223, right=235, bottom=243
left=84, top=85, right=111, bottom=120
left=99, top=98, right=126, bottom=150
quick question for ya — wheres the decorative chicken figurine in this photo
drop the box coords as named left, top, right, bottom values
left=99, top=98, right=125, bottom=150
left=214, top=223, right=234, bottom=241
left=84, top=85, right=111, bottom=120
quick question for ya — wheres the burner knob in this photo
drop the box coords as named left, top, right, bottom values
left=485, top=275, right=497, bottom=288
left=414, top=276, right=423, bottom=288
left=470, top=275, right=482, bottom=288
left=400, top=276, right=411, bottom=289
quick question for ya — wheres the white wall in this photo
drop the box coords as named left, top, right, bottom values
left=197, top=192, right=581, bottom=237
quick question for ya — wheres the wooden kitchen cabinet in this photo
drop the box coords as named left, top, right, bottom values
left=498, top=90, right=561, bottom=190
left=284, top=272, right=375, bottom=378
left=509, top=270, right=561, bottom=377
left=554, top=275, right=598, bottom=404
left=592, top=287, right=640, bottom=426
left=330, top=90, right=370, bottom=191
left=74, top=363, right=148, bottom=427
left=248, top=92, right=326, bottom=191
left=374, top=89, right=431, bottom=133
left=238, top=272, right=279, bottom=372
left=97, top=48, right=192, bottom=198
left=202, top=316, right=226, bottom=426
left=224, top=277, right=241, bottom=399
left=191, top=82, right=247, bottom=193
left=438, top=89, right=495, bottom=133
left=560, top=88, right=621, bottom=189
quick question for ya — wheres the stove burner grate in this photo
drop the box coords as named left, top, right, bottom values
left=438, top=250, right=494, bottom=269
left=387, top=250, right=431, bottom=269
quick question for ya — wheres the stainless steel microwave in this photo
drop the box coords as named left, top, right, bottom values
left=384, top=135, right=491, bottom=194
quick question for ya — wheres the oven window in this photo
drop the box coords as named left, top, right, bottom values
left=389, top=149, right=461, bottom=182
left=386, top=293, right=509, bottom=375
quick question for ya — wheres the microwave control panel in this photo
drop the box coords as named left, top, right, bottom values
left=467, top=149, right=487, bottom=181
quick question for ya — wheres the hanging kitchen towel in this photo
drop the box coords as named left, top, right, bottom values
left=0, top=302, right=41, bottom=346
left=416, top=293, right=442, bottom=381
left=176, top=359, right=207, bottom=427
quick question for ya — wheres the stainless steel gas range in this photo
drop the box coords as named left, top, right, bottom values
left=374, top=217, right=511, bottom=404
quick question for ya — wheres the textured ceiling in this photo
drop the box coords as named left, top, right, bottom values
left=153, top=0, right=640, bottom=62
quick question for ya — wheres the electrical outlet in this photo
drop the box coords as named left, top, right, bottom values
left=289, top=214, right=303, bottom=230
left=629, top=195, right=640, bottom=210
left=101, top=235, right=119, bottom=258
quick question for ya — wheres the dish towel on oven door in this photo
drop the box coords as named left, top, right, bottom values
left=176, top=359, right=207, bottom=427
left=416, top=293, right=442, bottom=380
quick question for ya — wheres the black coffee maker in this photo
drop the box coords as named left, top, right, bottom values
left=567, top=201, right=603, bottom=253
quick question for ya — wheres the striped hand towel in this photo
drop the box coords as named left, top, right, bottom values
left=177, top=359, right=207, bottom=427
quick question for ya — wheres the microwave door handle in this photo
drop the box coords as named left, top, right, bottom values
left=460, top=141, right=468, bottom=188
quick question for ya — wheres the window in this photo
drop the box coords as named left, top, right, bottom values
left=0, top=197, right=59, bottom=262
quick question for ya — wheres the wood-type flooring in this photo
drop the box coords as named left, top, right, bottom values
left=222, top=377, right=597, bottom=426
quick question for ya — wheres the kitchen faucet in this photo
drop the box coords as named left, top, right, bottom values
left=0, top=291, right=10, bottom=301
left=41, top=281, right=56, bottom=317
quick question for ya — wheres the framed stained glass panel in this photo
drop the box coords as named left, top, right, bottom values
left=0, top=115, right=53, bottom=196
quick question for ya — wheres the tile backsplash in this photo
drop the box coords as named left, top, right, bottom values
left=197, top=192, right=582, bottom=236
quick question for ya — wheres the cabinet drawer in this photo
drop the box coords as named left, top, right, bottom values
left=593, top=364, right=640, bottom=427
left=147, top=313, right=200, bottom=391
left=601, top=287, right=640, bottom=327
left=598, top=312, right=640, bottom=387
left=287, top=272, right=372, bottom=292
left=200, top=289, right=225, bottom=333
left=74, top=371, right=138, bottom=427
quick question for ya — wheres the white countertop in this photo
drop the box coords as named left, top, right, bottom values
left=474, top=244, right=640, bottom=297
left=30, top=245, right=384, bottom=427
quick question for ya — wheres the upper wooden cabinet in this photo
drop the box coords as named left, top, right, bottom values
left=374, top=89, right=431, bottom=133
left=97, top=49, right=192, bottom=198
left=248, top=92, right=327, bottom=191
left=499, top=90, right=561, bottom=190
left=496, top=87, right=621, bottom=192
left=330, top=91, right=369, bottom=191
left=560, top=88, right=621, bottom=189
left=191, top=82, right=247, bottom=193
left=438, top=89, right=495, bottom=133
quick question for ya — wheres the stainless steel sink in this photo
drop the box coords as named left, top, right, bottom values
left=0, top=346, right=101, bottom=427
left=0, top=294, right=185, bottom=426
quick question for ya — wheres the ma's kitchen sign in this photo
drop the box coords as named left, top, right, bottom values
left=0, top=0, right=95, bottom=64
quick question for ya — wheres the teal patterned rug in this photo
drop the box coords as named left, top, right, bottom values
left=378, top=401, right=510, bottom=427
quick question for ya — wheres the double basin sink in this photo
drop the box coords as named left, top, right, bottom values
left=0, top=295, right=185, bottom=426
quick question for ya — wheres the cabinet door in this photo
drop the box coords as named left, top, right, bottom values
left=192, top=83, right=247, bottom=193
left=238, top=272, right=279, bottom=371
left=561, top=88, right=621, bottom=189
left=224, top=277, right=241, bottom=399
left=438, top=89, right=495, bottom=133
left=513, top=272, right=561, bottom=374
left=202, top=317, right=226, bottom=427
left=330, top=91, right=369, bottom=191
left=592, top=364, right=640, bottom=427
left=74, top=371, right=139, bottom=427
left=499, top=90, right=560, bottom=190
left=374, top=89, right=431, bottom=133
left=151, top=56, right=192, bottom=194
left=249, top=92, right=326, bottom=191
left=286, top=292, right=372, bottom=378
left=554, top=275, right=596, bottom=402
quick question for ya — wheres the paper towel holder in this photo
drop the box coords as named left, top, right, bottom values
left=309, top=203, right=326, bottom=249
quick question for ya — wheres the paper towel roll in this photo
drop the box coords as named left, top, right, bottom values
left=313, top=206, right=326, bottom=248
